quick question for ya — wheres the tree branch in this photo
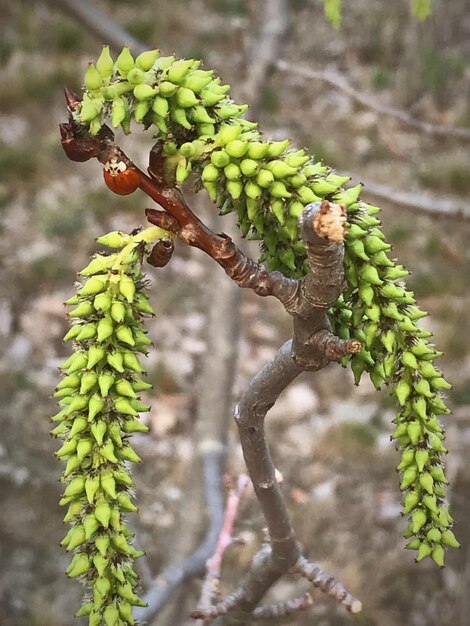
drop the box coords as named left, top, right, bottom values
left=243, top=0, right=288, bottom=113
left=60, top=115, right=362, bottom=623
left=359, top=177, right=470, bottom=222
left=42, top=0, right=145, bottom=54
left=276, top=60, right=470, bottom=142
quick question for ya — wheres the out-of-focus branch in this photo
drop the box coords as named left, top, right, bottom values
left=359, top=178, right=470, bottom=221
left=42, top=0, right=145, bottom=54
left=243, top=0, right=288, bottom=112
left=276, top=60, right=470, bottom=142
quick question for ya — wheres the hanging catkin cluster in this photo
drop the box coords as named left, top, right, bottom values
left=65, top=44, right=457, bottom=581
left=53, top=227, right=170, bottom=624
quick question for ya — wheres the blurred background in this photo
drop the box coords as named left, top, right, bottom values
left=1, top=1, right=470, bottom=624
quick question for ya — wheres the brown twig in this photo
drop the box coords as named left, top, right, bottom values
left=276, top=60, right=470, bottom=142
left=194, top=475, right=251, bottom=625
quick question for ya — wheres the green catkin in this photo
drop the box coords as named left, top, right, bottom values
left=73, top=47, right=457, bottom=567
left=53, top=227, right=170, bottom=624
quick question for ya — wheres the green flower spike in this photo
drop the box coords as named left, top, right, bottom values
left=53, top=226, right=172, bottom=624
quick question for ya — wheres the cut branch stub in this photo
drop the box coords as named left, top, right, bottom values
left=290, top=201, right=348, bottom=369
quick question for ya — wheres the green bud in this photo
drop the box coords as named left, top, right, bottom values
left=176, top=86, right=199, bottom=108
left=95, top=498, right=112, bottom=528
left=88, top=394, right=105, bottom=421
left=95, top=533, right=110, bottom=557
left=100, top=473, right=117, bottom=499
left=76, top=438, right=93, bottom=461
left=224, top=163, right=241, bottom=180
left=118, top=443, right=142, bottom=464
left=96, top=231, right=130, bottom=248
left=419, top=472, right=434, bottom=494
left=441, top=529, right=460, bottom=548
left=119, top=275, right=136, bottom=303
left=85, top=474, right=100, bottom=504
left=407, top=421, right=423, bottom=445
left=402, top=351, right=418, bottom=369
left=85, top=63, right=103, bottom=91
left=76, top=602, right=94, bottom=618
left=414, top=378, right=432, bottom=398
left=431, top=377, right=452, bottom=391
left=103, top=604, right=120, bottom=626
left=416, top=541, right=432, bottom=562
left=68, top=415, right=88, bottom=438
left=114, top=397, right=138, bottom=416
left=133, top=83, right=156, bottom=99
left=267, top=139, right=289, bottom=157
left=80, top=371, right=98, bottom=395
left=267, top=160, right=297, bottom=178
left=403, top=490, right=420, bottom=514
left=431, top=544, right=445, bottom=567
left=118, top=491, right=138, bottom=512
left=170, top=106, right=192, bottom=129
left=116, top=47, right=135, bottom=77
left=225, top=139, right=249, bottom=158
left=88, top=345, right=106, bottom=369
left=135, top=49, right=160, bottom=71
left=415, top=448, right=429, bottom=472
left=123, top=418, right=149, bottom=433
left=63, top=475, right=86, bottom=499
left=429, top=465, right=448, bottom=484
left=411, top=508, right=427, bottom=534
left=66, top=552, right=91, bottom=577
left=68, top=301, right=95, bottom=318
left=100, top=439, right=118, bottom=463
left=412, top=396, right=428, bottom=420
left=115, top=378, right=137, bottom=398
left=96, top=46, right=114, bottom=78
left=168, top=59, right=197, bottom=84
left=116, top=325, right=135, bottom=346
left=400, top=466, right=417, bottom=490
left=66, top=525, right=87, bottom=552
left=134, top=100, right=151, bottom=122
left=360, top=264, right=383, bottom=286
left=423, top=493, right=438, bottom=513
left=83, top=513, right=100, bottom=540
left=76, top=324, right=97, bottom=342
left=90, top=420, right=107, bottom=446
left=98, top=372, right=115, bottom=397
left=270, top=181, right=291, bottom=199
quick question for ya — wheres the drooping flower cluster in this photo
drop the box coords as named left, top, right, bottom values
left=52, top=227, right=169, bottom=624
left=71, top=47, right=457, bottom=565
left=329, top=202, right=459, bottom=565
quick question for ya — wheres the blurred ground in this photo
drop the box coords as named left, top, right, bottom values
left=0, top=1, right=469, bottom=625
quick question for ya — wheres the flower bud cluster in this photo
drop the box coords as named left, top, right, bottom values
left=75, top=48, right=457, bottom=566
left=76, top=47, right=359, bottom=277
left=52, top=229, right=161, bottom=625
left=329, top=201, right=458, bottom=565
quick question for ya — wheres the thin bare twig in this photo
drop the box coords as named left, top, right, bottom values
left=42, top=0, right=145, bottom=54
left=250, top=593, right=314, bottom=620
left=194, top=475, right=251, bottom=624
left=276, top=60, right=470, bottom=142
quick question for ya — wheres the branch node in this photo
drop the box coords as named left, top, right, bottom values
left=311, top=330, right=362, bottom=361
